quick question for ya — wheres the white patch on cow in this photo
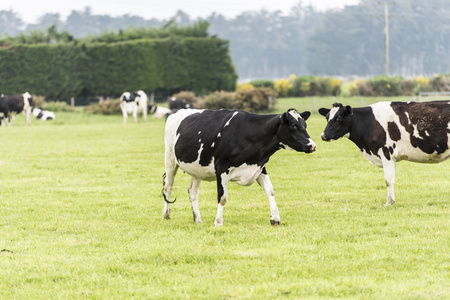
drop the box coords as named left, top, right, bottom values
left=152, top=106, right=171, bottom=118
left=199, top=139, right=201, bottom=143
left=224, top=111, right=238, bottom=127
left=288, top=110, right=301, bottom=120
left=424, top=130, right=430, bottom=137
left=211, top=142, right=215, bottom=148
left=217, top=132, right=221, bottom=138
left=177, top=144, right=216, bottom=181
left=228, top=163, right=264, bottom=186
left=370, top=101, right=450, bottom=163
left=198, top=131, right=201, bottom=135
left=328, top=107, right=340, bottom=121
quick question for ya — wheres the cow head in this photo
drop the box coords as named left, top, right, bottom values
left=319, top=103, right=353, bottom=141
left=278, top=109, right=316, bottom=153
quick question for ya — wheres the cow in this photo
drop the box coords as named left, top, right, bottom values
left=162, top=108, right=316, bottom=226
left=119, top=90, right=148, bottom=124
left=31, top=107, right=55, bottom=121
left=319, top=101, right=450, bottom=206
left=0, top=92, right=33, bottom=126
left=148, top=104, right=171, bottom=119
left=169, top=97, right=190, bottom=111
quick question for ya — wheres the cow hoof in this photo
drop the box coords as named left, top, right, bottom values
left=162, top=209, right=171, bottom=220
left=384, top=200, right=395, bottom=206
left=270, top=219, right=280, bottom=226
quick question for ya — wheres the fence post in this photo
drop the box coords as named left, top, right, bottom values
left=313, top=96, right=316, bottom=112
left=71, top=97, right=75, bottom=107
left=360, top=97, right=363, bottom=107
left=268, top=96, right=273, bottom=111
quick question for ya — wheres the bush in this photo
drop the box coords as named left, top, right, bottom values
left=203, top=87, right=277, bottom=112
left=430, top=74, right=450, bottom=92
left=367, top=76, right=402, bottom=97
left=233, top=87, right=277, bottom=112
left=249, top=79, right=275, bottom=89
left=203, top=91, right=236, bottom=110
left=43, top=101, right=76, bottom=112
left=274, top=79, right=292, bottom=97
left=83, top=99, right=121, bottom=115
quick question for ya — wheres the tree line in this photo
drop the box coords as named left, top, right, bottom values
left=1, top=0, right=449, bottom=80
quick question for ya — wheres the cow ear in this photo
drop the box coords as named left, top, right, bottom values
left=280, top=112, right=288, bottom=123
left=300, top=111, right=311, bottom=121
left=345, top=105, right=353, bottom=115
left=318, top=108, right=330, bottom=117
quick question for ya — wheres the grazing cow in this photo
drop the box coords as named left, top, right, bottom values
left=148, top=104, right=171, bottom=119
left=169, top=97, right=190, bottom=110
left=32, top=107, right=55, bottom=121
left=119, top=90, right=148, bottom=124
left=319, top=101, right=450, bottom=205
left=162, top=108, right=316, bottom=226
left=0, top=92, right=33, bottom=126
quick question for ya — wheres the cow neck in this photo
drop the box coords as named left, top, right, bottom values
left=348, top=107, right=375, bottom=150
left=250, top=114, right=282, bottom=161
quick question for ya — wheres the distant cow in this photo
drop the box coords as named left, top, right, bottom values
left=319, top=101, right=450, bottom=205
left=169, top=97, right=190, bottom=111
left=148, top=104, right=171, bottom=119
left=0, top=92, right=33, bottom=126
left=32, top=108, right=55, bottom=121
left=162, top=108, right=316, bottom=226
left=119, top=90, right=148, bottom=124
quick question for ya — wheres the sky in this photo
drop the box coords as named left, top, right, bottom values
left=2, top=0, right=360, bottom=23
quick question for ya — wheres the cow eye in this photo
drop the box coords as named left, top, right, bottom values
left=336, top=116, right=342, bottom=122
left=292, top=125, right=299, bottom=130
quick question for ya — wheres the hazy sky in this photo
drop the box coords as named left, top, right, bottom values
left=2, top=0, right=360, bottom=23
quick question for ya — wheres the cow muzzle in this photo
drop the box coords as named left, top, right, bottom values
left=321, top=133, right=330, bottom=141
left=308, top=140, right=316, bottom=152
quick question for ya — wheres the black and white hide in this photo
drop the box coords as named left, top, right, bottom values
left=0, top=92, right=33, bottom=126
left=319, top=101, right=450, bottom=205
left=162, top=108, right=316, bottom=226
left=119, top=90, right=148, bottom=124
left=32, top=108, right=55, bottom=121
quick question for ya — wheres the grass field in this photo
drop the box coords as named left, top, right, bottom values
left=0, top=97, right=449, bottom=299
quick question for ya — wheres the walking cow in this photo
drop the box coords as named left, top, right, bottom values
left=119, top=90, right=148, bottom=124
left=319, top=101, right=450, bottom=205
left=0, top=92, right=33, bottom=126
left=162, top=108, right=316, bottom=226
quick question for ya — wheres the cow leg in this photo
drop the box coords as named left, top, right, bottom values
left=256, top=169, right=280, bottom=226
left=188, top=177, right=203, bottom=223
left=162, top=153, right=179, bottom=220
left=142, top=107, right=147, bottom=123
left=214, top=173, right=229, bottom=226
left=382, top=160, right=396, bottom=206
left=121, top=108, right=128, bottom=124
left=133, top=107, right=138, bottom=123
left=26, top=107, right=32, bottom=125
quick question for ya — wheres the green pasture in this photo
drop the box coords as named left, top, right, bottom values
left=0, top=97, right=449, bottom=299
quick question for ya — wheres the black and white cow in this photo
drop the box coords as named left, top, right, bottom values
left=169, top=97, right=190, bottom=111
left=319, top=101, right=450, bottom=205
left=148, top=104, right=171, bottom=119
left=32, top=107, right=55, bottom=121
left=0, top=92, right=33, bottom=126
left=119, top=90, right=148, bottom=124
left=162, top=108, right=316, bottom=226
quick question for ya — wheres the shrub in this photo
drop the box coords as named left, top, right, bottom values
left=234, top=87, right=277, bottom=112
left=367, top=76, right=402, bottom=97
left=236, top=82, right=255, bottom=91
left=43, top=101, right=76, bottom=112
left=83, top=99, right=121, bottom=115
left=203, top=91, right=236, bottom=110
left=249, top=79, right=275, bottom=89
left=274, top=78, right=292, bottom=97
left=430, top=74, right=450, bottom=92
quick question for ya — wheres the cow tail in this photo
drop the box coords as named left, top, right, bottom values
left=161, top=173, right=176, bottom=204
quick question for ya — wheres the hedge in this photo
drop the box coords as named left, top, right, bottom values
left=0, top=36, right=237, bottom=99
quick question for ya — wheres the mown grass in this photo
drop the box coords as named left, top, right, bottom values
left=0, top=97, right=449, bottom=299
